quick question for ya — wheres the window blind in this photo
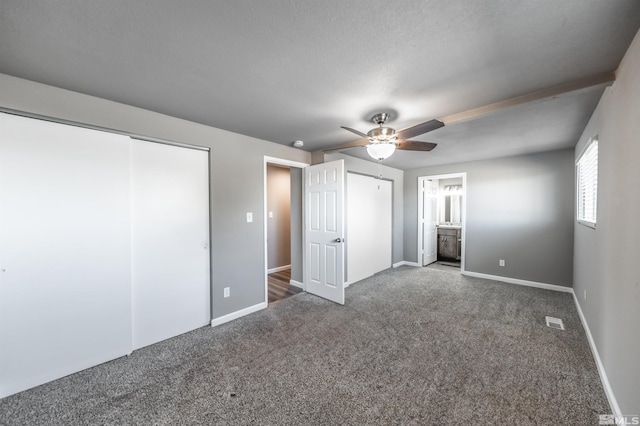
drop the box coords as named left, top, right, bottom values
left=577, top=138, right=598, bottom=227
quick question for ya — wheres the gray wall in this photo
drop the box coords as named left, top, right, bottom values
left=573, top=29, right=640, bottom=415
left=325, top=152, right=404, bottom=264
left=266, top=164, right=291, bottom=270
left=0, top=73, right=311, bottom=320
left=290, top=168, right=303, bottom=283
left=404, top=149, right=575, bottom=287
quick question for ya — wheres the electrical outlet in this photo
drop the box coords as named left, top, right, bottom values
left=584, top=290, right=587, bottom=301
left=499, top=259, right=505, bottom=267
left=224, top=287, right=230, bottom=298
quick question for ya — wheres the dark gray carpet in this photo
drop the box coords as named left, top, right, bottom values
left=0, top=267, right=610, bottom=425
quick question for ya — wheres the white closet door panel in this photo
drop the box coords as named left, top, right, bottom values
left=132, top=141, right=210, bottom=350
left=347, top=174, right=392, bottom=285
left=347, top=173, right=375, bottom=284
left=371, top=179, right=392, bottom=271
left=0, top=113, right=132, bottom=398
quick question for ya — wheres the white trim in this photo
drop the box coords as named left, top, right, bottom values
left=263, top=156, right=310, bottom=306
left=575, top=134, right=598, bottom=163
left=573, top=293, right=621, bottom=418
left=267, top=264, right=291, bottom=274
left=577, top=219, right=597, bottom=229
left=393, top=261, right=420, bottom=268
left=263, top=156, right=309, bottom=169
left=210, top=302, right=267, bottom=327
left=417, top=177, right=426, bottom=267
left=0, top=108, right=210, bottom=152
left=461, top=271, right=573, bottom=293
left=289, top=279, right=304, bottom=290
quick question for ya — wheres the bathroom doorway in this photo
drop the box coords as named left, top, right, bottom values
left=418, top=173, right=466, bottom=272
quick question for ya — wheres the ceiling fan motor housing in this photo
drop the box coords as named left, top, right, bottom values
left=367, top=127, right=397, bottom=142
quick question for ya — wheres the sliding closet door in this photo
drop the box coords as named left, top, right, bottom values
left=346, top=173, right=392, bottom=284
left=371, top=178, right=393, bottom=270
left=131, top=141, right=210, bottom=350
left=0, top=114, right=132, bottom=398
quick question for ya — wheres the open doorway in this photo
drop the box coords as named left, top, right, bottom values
left=264, top=157, right=309, bottom=304
left=418, top=173, right=466, bottom=272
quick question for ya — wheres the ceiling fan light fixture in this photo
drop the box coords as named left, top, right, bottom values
left=367, top=127, right=396, bottom=142
left=336, top=112, right=439, bottom=159
left=367, top=142, right=396, bottom=160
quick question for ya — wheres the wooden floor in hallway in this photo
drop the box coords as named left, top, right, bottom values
left=268, top=268, right=302, bottom=304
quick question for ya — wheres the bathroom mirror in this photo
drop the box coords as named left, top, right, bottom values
left=440, top=185, right=462, bottom=225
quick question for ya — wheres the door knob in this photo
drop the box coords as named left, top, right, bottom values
left=334, top=238, right=344, bottom=243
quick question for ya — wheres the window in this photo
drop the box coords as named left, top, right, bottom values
left=577, top=136, right=598, bottom=228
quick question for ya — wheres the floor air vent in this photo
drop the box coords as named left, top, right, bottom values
left=545, top=316, right=565, bottom=330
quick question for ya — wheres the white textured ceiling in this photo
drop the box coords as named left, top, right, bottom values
left=1, top=1, right=639, bottom=169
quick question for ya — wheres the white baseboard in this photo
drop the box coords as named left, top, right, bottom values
left=290, top=279, right=304, bottom=290
left=393, top=261, right=420, bottom=268
left=210, top=302, right=267, bottom=328
left=573, top=293, right=621, bottom=418
left=267, top=264, right=291, bottom=274
left=461, top=271, right=573, bottom=293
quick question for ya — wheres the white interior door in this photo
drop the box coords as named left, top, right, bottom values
left=0, top=113, right=132, bottom=398
left=131, top=141, right=210, bottom=350
left=304, top=160, right=345, bottom=305
left=347, top=173, right=392, bottom=284
left=422, top=179, right=438, bottom=266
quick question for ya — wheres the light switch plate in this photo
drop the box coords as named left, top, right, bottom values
left=246, top=212, right=253, bottom=223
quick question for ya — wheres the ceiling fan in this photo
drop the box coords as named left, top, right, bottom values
left=323, top=72, right=616, bottom=162
left=334, top=113, right=444, bottom=160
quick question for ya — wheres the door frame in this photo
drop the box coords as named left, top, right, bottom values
left=263, top=156, right=310, bottom=303
left=417, top=172, right=467, bottom=272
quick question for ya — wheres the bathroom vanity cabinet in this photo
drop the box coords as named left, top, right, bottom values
left=437, top=227, right=461, bottom=260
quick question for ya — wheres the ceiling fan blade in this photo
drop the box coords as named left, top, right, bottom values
left=396, top=119, right=444, bottom=140
left=396, top=140, right=438, bottom=151
left=323, top=138, right=369, bottom=153
left=340, top=126, right=369, bottom=138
